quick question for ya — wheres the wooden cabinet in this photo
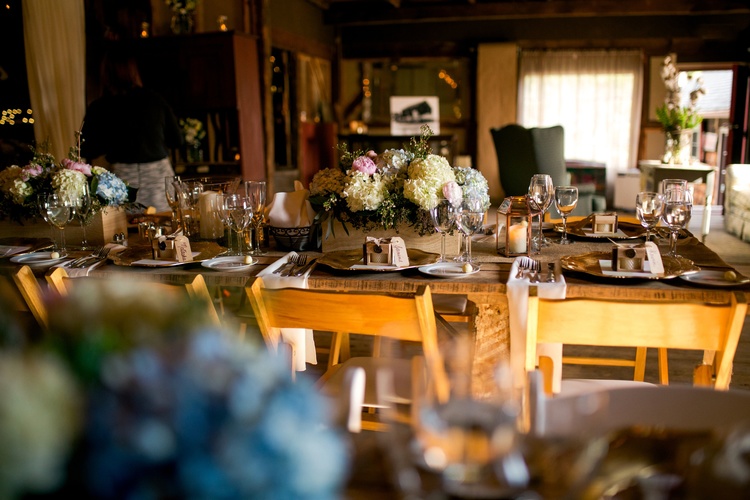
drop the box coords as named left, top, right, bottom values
left=130, top=31, right=264, bottom=180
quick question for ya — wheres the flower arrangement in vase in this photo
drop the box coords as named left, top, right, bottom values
left=309, top=125, right=490, bottom=241
left=0, top=134, right=131, bottom=224
left=654, top=53, right=706, bottom=165
left=166, top=0, right=198, bottom=35
left=180, top=117, right=206, bottom=163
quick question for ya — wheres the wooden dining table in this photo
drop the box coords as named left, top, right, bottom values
left=13, top=215, right=739, bottom=399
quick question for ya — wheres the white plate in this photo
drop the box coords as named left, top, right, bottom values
left=10, top=251, right=68, bottom=267
left=679, top=269, right=750, bottom=288
left=418, top=262, right=480, bottom=278
left=201, top=256, right=256, bottom=272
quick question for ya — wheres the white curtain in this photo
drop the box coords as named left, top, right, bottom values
left=23, top=0, right=86, bottom=161
left=518, top=50, right=643, bottom=194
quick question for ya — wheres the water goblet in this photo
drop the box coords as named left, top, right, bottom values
left=223, top=194, right=253, bottom=255
left=528, top=174, right=553, bottom=251
left=662, top=187, right=692, bottom=258
left=176, top=180, right=203, bottom=237
left=74, top=182, right=93, bottom=250
left=554, top=186, right=578, bottom=245
left=244, top=180, right=267, bottom=255
left=635, top=191, right=665, bottom=242
left=454, top=197, right=486, bottom=263
left=165, top=175, right=181, bottom=231
left=44, top=193, right=74, bottom=255
left=430, top=198, right=456, bottom=262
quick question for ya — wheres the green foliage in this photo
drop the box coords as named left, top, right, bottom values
left=656, top=105, right=703, bottom=133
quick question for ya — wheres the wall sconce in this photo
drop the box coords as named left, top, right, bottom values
left=140, top=22, right=150, bottom=38
left=217, top=15, right=228, bottom=32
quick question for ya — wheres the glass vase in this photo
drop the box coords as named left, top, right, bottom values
left=170, top=11, right=194, bottom=35
left=662, top=129, right=693, bottom=165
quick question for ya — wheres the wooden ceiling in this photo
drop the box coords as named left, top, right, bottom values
left=312, top=0, right=750, bottom=61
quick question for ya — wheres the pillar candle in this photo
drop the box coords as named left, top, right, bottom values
left=508, top=222, right=528, bottom=253
left=199, top=191, right=223, bottom=239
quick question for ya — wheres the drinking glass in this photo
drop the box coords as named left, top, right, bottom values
left=635, top=191, right=665, bottom=242
left=554, top=186, right=578, bottom=245
left=430, top=198, right=456, bottom=262
left=176, top=180, right=203, bottom=237
left=74, top=182, right=93, bottom=250
left=223, top=194, right=253, bottom=255
left=662, top=187, right=692, bottom=257
left=216, top=193, right=239, bottom=256
left=454, top=197, right=486, bottom=263
left=244, top=181, right=267, bottom=255
left=44, top=193, right=74, bottom=255
left=165, top=175, right=181, bottom=231
left=528, top=174, right=553, bottom=250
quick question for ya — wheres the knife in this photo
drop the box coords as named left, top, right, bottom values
left=293, top=258, right=317, bottom=277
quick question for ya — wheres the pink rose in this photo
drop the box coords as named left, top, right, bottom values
left=351, top=155, right=377, bottom=175
left=62, top=158, right=92, bottom=176
left=21, top=164, right=43, bottom=181
left=442, top=181, right=463, bottom=207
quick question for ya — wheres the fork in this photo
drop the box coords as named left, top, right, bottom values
left=73, top=246, right=111, bottom=268
left=273, top=254, right=299, bottom=275
left=515, top=256, right=533, bottom=279
left=69, top=246, right=104, bottom=268
left=282, top=254, right=307, bottom=277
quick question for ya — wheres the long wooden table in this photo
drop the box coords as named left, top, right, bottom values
left=55, top=223, right=747, bottom=399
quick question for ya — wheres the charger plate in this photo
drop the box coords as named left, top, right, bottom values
left=110, top=241, right=225, bottom=267
left=560, top=251, right=699, bottom=280
left=317, top=248, right=439, bottom=272
left=554, top=221, right=646, bottom=240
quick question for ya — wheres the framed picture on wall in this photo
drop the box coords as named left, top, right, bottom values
left=390, top=96, right=440, bottom=135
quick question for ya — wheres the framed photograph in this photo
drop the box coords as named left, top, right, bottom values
left=390, top=96, right=440, bottom=135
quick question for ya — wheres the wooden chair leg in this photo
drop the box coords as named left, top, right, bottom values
left=658, top=348, right=669, bottom=385
left=693, top=364, right=713, bottom=387
left=634, top=347, right=647, bottom=381
left=538, top=355, right=555, bottom=396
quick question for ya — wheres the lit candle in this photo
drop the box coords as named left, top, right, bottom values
left=508, top=222, right=528, bottom=254
left=199, top=191, right=223, bottom=239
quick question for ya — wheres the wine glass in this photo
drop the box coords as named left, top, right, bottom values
left=430, top=198, right=456, bottom=262
left=661, top=187, right=692, bottom=257
left=454, top=197, right=486, bottom=263
left=635, top=191, right=665, bottom=242
left=223, top=194, right=253, bottom=255
left=244, top=181, right=267, bottom=255
left=176, top=180, right=203, bottom=237
left=554, top=186, right=578, bottom=245
left=528, top=174, right=553, bottom=251
left=217, top=193, right=240, bottom=256
left=74, top=182, right=93, bottom=250
left=165, top=175, right=181, bottom=231
left=44, top=193, right=74, bottom=255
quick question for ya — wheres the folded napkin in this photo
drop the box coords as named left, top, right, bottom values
left=506, top=257, right=567, bottom=393
left=256, top=251, right=318, bottom=371
left=266, top=181, right=316, bottom=228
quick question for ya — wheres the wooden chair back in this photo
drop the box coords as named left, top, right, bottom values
left=525, top=287, right=747, bottom=393
left=0, top=265, right=48, bottom=332
left=247, top=277, right=450, bottom=405
left=46, top=268, right=222, bottom=327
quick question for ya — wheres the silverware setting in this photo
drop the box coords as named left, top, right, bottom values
left=515, top=256, right=540, bottom=280
left=281, top=254, right=307, bottom=277
left=293, top=257, right=317, bottom=277
left=68, top=246, right=112, bottom=268
left=273, top=254, right=302, bottom=276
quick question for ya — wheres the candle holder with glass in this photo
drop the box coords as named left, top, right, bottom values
left=496, top=196, right=537, bottom=257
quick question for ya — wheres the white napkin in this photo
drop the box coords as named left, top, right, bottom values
left=0, top=245, right=32, bottom=258
left=506, top=257, right=567, bottom=393
left=266, top=182, right=316, bottom=228
left=256, top=251, right=318, bottom=371
left=54, top=243, right=127, bottom=277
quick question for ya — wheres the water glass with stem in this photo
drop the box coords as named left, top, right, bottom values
left=216, top=193, right=239, bottom=256
left=164, top=175, right=181, bottom=231
left=74, top=182, right=93, bottom=250
left=244, top=180, right=267, bottom=255
left=430, top=198, right=456, bottom=262
left=554, top=186, right=578, bottom=245
left=454, top=197, right=486, bottom=263
left=44, top=193, right=74, bottom=255
left=635, top=191, right=665, bottom=242
left=177, top=180, right=204, bottom=237
left=661, top=187, right=692, bottom=257
left=528, top=174, right=553, bottom=251
left=223, top=194, right=253, bottom=255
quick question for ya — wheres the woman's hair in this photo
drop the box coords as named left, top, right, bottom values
left=100, top=47, right=143, bottom=95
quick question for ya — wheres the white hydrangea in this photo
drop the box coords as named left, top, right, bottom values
left=342, top=171, right=388, bottom=212
left=376, top=149, right=411, bottom=175
left=0, top=167, right=32, bottom=205
left=51, top=169, right=87, bottom=202
left=403, top=154, right=456, bottom=210
left=454, top=166, right=491, bottom=209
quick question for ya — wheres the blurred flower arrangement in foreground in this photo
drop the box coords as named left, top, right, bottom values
left=0, top=280, right=348, bottom=499
left=0, top=134, right=131, bottom=224
left=309, top=126, right=490, bottom=237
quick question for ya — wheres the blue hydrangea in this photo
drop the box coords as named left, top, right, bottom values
left=95, top=171, right=129, bottom=205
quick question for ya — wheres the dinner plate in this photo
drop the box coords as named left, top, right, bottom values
left=201, top=256, right=256, bottom=272
left=418, top=262, right=480, bottom=278
left=317, top=248, right=439, bottom=272
left=110, top=241, right=225, bottom=267
left=560, top=251, right=700, bottom=279
left=678, top=269, right=750, bottom=288
left=10, top=251, right=68, bottom=267
left=0, top=237, right=54, bottom=258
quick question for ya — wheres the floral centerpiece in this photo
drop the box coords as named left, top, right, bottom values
left=180, top=117, right=206, bottom=162
left=655, top=53, right=706, bottom=164
left=309, top=126, right=490, bottom=241
left=0, top=279, right=348, bottom=499
left=166, top=0, right=198, bottom=34
left=0, top=135, right=131, bottom=225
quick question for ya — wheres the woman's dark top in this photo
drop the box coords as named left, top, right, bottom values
left=81, top=87, right=182, bottom=164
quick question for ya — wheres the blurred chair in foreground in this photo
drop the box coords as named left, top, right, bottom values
left=0, top=265, right=48, bottom=333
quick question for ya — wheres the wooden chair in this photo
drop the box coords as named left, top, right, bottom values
left=246, top=277, right=450, bottom=431
left=0, top=265, right=49, bottom=332
left=45, top=267, right=222, bottom=327
left=525, top=287, right=748, bottom=394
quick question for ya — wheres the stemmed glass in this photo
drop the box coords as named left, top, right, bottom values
left=165, top=175, right=181, bottom=231
left=74, top=182, right=93, bottom=250
left=662, top=186, right=692, bottom=258
left=635, top=191, right=665, bottom=242
left=454, top=197, right=486, bottom=263
left=430, top=198, right=456, bottom=262
left=43, top=193, right=74, bottom=255
left=217, top=193, right=240, bottom=256
left=176, top=180, right=203, bottom=237
left=223, top=194, right=253, bottom=255
left=244, top=181, right=267, bottom=255
left=554, top=186, right=578, bottom=245
left=528, top=174, right=553, bottom=251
